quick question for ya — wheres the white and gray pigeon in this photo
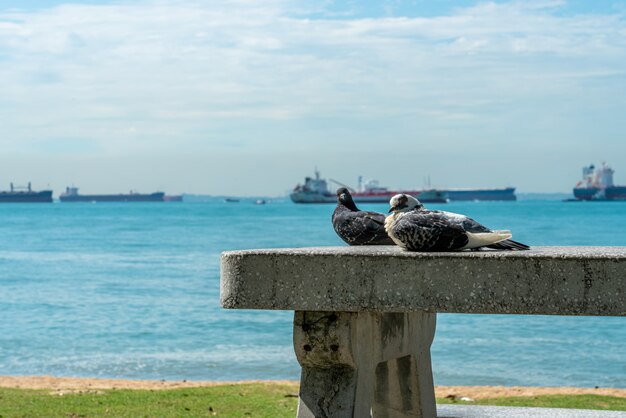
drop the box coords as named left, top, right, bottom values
left=385, top=194, right=530, bottom=252
left=332, top=188, right=395, bottom=246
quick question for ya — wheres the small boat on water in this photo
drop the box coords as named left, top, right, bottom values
left=290, top=170, right=448, bottom=204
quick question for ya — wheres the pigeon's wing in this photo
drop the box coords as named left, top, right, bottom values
left=485, top=239, right=530, bottom=251
left=333, top=210, right=393, bottom=245
left=362, top=211, right=386, bottom=230
left=460, top=217, right=492, bottom=233
left=392, top=212, right=468, bottom=251
left=361, top=212, right=395, bottom=245
left=438, top=210, right=492, bottom=233
left=428, top=210, right=527, bottom=251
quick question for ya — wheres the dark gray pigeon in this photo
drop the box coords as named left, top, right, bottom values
left=385, top=194, right=530, bottom=252
left=332, top=188, right=395, bottom=245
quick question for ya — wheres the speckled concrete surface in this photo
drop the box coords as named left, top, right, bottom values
left=220, top=246, right=626, bottom=315
left=437, top=404, right=626, bottom=417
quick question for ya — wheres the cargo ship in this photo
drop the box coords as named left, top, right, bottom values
left=59, top=187, right=165, bottom=202
left=290, top=170, right=448, bottom=204
left=0, top=182, right=53, bottom=203
left=571, top=163, right=626, bottom=201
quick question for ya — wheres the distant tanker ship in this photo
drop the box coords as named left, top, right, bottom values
left=290, top=170, right=447, bottom=204
left=290, top=170, right=516, bottom=203
left=0, top=183, right=52, bottom=203
left=572, top=163, right=626, bottom=201
left=60, top=187, right=165, bottom=202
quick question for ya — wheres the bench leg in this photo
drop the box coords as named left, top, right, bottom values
left=293, top=311, right=436, bottom=418
left=372, top=353, right=436, bottom=418
left=297, top=361, right=375, bottom=418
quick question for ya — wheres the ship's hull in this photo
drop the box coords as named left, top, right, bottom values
left=606, top=187, right=626, bottom=200
left=0, top=190, right=53, bottom=203
left=290, top=191, right=335, bottom=203
left=60, top=192, right=165, bottom=202
left=442, top=187, right=517, bottom=201
left=573, top=186, right=626, bottom=201
left=290, top=190, right=447, bottom=204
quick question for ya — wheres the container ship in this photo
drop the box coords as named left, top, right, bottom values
left=290, top=170, right=448, bottom=204
left=571, top=163, right=626, bottom=201
left=0, top=182, right=53, bottom=203
left=59, top=187, right=165, bottom=202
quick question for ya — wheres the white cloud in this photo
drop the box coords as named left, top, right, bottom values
left=0, top=0, right=625, bottom=193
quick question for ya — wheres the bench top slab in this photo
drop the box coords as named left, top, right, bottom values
left=220, top=246, right=626, bottom=316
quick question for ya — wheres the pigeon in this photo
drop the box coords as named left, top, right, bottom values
left=385, top=193, right=530, bottom=252
left=332, top=187, right=395, bottom=245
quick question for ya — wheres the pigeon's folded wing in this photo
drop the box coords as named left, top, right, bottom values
left=362, top=213, right=386, bottom=231
left=436, top=210, right=492, bottom=233
left=393, top=212, right=469, bottom=251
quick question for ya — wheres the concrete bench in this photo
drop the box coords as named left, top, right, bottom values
left=220, top=246, right=626, bottom=418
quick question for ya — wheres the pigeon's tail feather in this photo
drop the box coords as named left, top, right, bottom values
left=462, top=231, right=512, bottom=250
left=486, top=239, right=530, bottom=251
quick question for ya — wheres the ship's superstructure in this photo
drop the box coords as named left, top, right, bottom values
left=291, top=170, right=335, bottom=203
left=60, top=187, right=165, bottom=202
left=0, top=182, right=53, bottom=203
left=573, top=163, right=626, bottom=201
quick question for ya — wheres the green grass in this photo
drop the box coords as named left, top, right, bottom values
left=0, top=384, right=624, bottom=417
left=0, top=383, right=299, bottom=418
left=438, top=394, right=626, bottom=412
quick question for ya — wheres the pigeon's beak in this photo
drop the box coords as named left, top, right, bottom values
left=389, top=204, right=407, bottom=213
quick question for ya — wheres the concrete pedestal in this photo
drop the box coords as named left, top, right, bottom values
left=294, top=311, right=436, bottom=418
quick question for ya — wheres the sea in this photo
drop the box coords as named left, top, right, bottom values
left=0, top=199, right=624, bottom=388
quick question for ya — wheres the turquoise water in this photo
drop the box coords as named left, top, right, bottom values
left=0, top=200, right=624, bottom=387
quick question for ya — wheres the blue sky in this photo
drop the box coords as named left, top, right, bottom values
left=1, top=0, right=626, bottom=195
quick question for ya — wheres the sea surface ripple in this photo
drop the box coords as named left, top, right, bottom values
left=0, top=199, right=624, bottom=387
